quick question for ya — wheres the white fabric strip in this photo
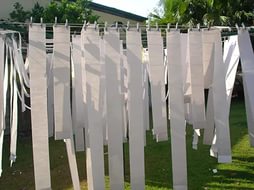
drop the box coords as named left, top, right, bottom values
left=120, top=41, right=127, bottom=141
left=224, top=36, right=240, bottom=111
left=147, top=30, right=168, bottom=142
left=238, top=29, right=254, bottom=146
left=0, top=37, right=4, bottom=176
left=29, top=24, right=51, bottom=189
left=99, top=37, right=108, bottom=145
left=25, top=57, right=29, bottom=72
left=53, top=25, right=72, bottom=139
left=126, top=29, right=145, bottom=189
left=212, top=29, right=232, bottom=163
left=80, top=29, right=89, bottom=148
left=46, top=53, right=54, bottom=137
left=188, top=30, right=206, bottom=129
left=82, top=25, right=105, bottom=189
left=167, top=30, right=188, bottom=190
left=203, top=87, right=215, bottom=145
left=143, top=62, right=150, bottom=132
left=3, top=45, right=8, bottom=131
left=182, top=34, right=193, bottom=124
left=0, top=43, right=9, bottom=175
left=53, top=29, right=81, bottom=190
left=202, top=30, right=216, bottom=145
left=104, top=29, right=124, bottom=190
left=9, top=47, right=14, bottom=139
left=143, top=48, right=150, bottom=134
left=64, top=137, right=81, bottom=190
left=192, top=129, right=200, bottom=150
left=10, top=66, right=18, bottom=166
left=121, top=48, right=128, bottom=140
left=210, top=129, right=218, bottom=157
left=72, top=35, right=85, bottom=151
left=12, top=39, right=30, bottom=98
left=12, top=39, right=27, bottom=112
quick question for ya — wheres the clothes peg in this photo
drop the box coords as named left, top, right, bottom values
left=189, top=23, right=193, bottom=31
left=137, top=22, right=140, bottom=32
left=207, top=22, right=210, bottom=30
left=167, top=23, right=171, bottom=32
left=83, top=20, right=87, bottom=30
left=156, top=22, right=159, bottom=31
left=127, top=21, right=130, bottom=31
left=65, top=19, right=68, bottom=28
left=54, top=17, right=57, bottom=27
left=30, top=17, right=33, bottom=26
left=175, top=22, right=179, bottom=30
left=115, top=22, right=118, bottom=31
left=242, top=23, right=246, bottom=30
left=104, top=21, right=108, bottom=31
left=197, top=23, right=200, bottom=31
left=40, top=17, right=43, bottom=28
left=235, top=24, right=239, bottom=31
left=147, top=21, right=151, bottom=31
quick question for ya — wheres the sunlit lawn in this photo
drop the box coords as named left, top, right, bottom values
left=0, top=100, right=253, bottom=189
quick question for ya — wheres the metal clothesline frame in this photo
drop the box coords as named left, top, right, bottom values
left=1, top=20, right=254, bottom=51
left=1, top=19, right=254, bottom=31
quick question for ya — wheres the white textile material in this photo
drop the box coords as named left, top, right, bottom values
left=147, top=30, right=168, bottom=142
left=188, top=30, right=206, bottom=129
left=126, top=29, right=145, bottom=190
left=46, top=53, right=54, bottom=137
left=99, top=37, right=108, bottom=145
left=202, top=30, right=216, bottom=145
left=29, top=24, right=51, bottom=189
left=82, top=25, right=105, bottom=189
left=64, top=137, right=81, bottom=190
left=10, top=61, right=18, bottom=166
left=167, top=30, right=188, bottom=190
left=53, top=25, right=72, bottom=139
left=104, top=29, right=124, bottom=189
left=72, top=35, right=85, bottom=151
left=212, top=29, right=232, bottom=163
left=0, top=36, right=4, bottom=176
left=120, top=43, right=128, bottom=141
left=238, top=29, right=254, bottom=146
left=224, top=36, right=240, bottom=110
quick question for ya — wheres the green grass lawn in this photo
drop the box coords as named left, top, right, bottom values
left=0, top=100, right=254, bottom=189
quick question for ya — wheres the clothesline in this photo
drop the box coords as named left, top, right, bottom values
left=1, top=20, right=254, bottom=32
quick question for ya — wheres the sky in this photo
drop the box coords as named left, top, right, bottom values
left=93, top=0, right=159, bottom=17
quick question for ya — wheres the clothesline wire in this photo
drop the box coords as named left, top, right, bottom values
left=2, top=21, right=254, bottom=51
left=1, top=21, right=254, bottom=32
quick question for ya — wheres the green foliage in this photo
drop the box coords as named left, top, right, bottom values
left=149, top=0, right=254, bottom=26
left=9, top=0, right=99, bottom=24
left=9, top=2, right=30, bottom=22
left=30, top=3, right=45, bottom=23
left=43, top=0, right=99, bottom=23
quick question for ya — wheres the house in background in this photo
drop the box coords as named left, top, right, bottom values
left=89, top=2, right=147, bottom=25
left=0, top=0, right=147, bottom=24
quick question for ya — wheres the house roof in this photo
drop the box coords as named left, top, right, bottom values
left=89, top=2, right=147, bottom=22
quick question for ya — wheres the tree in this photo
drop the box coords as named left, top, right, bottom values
left=9, top=2, right=30, bottom=22
left=149, top=0, right=254, bottom=26
left=9, top=0, right=99, bottom=23
left=149, top=0, right=189, bottom=25
left=30, top=2, right=45, bottom=23
left=43, top=0, right=99, bottom=23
